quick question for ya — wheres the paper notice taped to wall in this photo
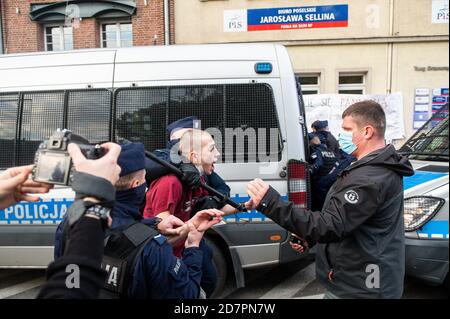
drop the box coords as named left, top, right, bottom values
left=303, top=92, right=405, bottom=141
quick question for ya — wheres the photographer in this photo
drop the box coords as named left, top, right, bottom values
left=38, top=142, right=122, bottom=298
left=0, top=144, right=120, bottom=299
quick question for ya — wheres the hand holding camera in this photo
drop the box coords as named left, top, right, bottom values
left=32, top=129, right=109, bottom=186
left=0, top=165, right=53, bottom=210
left=68, top=142, right=121, bottom=186
left=31, top=129, right=122, bottom=186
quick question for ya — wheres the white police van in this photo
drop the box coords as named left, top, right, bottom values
left=0, top=44, right=311, bottom=293
left=400, top=103, right=449, bottom=286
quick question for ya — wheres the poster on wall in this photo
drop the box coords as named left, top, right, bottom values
left=303, top=92, right=405, bottom=142
left=413, top=112, right=429, bottom=129
left=432, top=0, right=449, bottom=24
left=414, top=88, right=430, bottom=129
left=431, top=87, right=449, bottom=127
left=415, top=88, right=430, bottom=96
left=224, top=4, right=348, bottom=32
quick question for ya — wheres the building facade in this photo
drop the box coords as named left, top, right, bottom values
left=174, top=0, right=449, bottom=141
left=0, top=0, right=174, bottom=53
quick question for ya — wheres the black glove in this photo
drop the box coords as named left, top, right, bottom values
left=192, top=196, right=225, bottom=216
left=179, top=162, right=202, bottom=189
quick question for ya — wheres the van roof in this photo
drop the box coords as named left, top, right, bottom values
left=0, top=43, right=280, bottom=65
left=0, top=43, right=284, bottom=91
left=115, top=43, right=279, bottom=63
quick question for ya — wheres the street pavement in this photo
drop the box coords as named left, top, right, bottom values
left=1, top=256, right=447, bottom=299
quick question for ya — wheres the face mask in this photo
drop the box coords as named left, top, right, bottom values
left=116, top=183, right=147, bottom=207
left=338, top=131, right=357, bottom=155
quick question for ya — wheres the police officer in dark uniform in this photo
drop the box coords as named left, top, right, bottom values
left=307, top=133, right=339, bottom=211
left=55, top=142, right=223, bottom=299
left=311, top=120, right=341, bottom=156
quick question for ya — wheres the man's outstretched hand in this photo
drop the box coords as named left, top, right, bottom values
left=245, top=178, right=270, bottom=210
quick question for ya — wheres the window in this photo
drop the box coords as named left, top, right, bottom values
left=115, top=84, right=282, bottom=163
left=296, top=73, right=320, bottom=95
left=0, top=93, right=20, bottom=168
left=0, top=90, right=113, bottom=169
left=101, top=22, right=133, bottom=48
left=45, top=25, right=73, bottom=51
left=338, top=73, right=366, bottom=94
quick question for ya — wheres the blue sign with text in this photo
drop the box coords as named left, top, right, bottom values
left=247, top=5, right=348, bottom=31
left=0, top=199, right=73, bottom=225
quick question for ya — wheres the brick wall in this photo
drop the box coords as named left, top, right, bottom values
left=1, top=0, right=49, bottom=53
left=133, top=0, right=162, bottom=45
left=73, top=18, right=99, bottom=50
left=1, top=0, right=174, bottom=54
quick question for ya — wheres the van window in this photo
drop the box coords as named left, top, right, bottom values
left=0, top=84, right=282, bottom=169
left=0, top=89, right=113, bottom=169
left=18, top=91, right=66, bottom=166
left=115, top=87, right=169, bottom=152
left=0, top=93, right=20, bottom=168
left=66, top=90, right=113, bottom=143
left=114, top=83, right=282, bottom=163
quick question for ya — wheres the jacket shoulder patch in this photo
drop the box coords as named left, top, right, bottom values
left=344, top=190, right=359, bottom=204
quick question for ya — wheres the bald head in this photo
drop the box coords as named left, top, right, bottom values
left=179, top=129, right=220, bottom=175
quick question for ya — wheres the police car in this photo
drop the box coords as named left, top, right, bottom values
left=400, top=103, right=449, bottom=286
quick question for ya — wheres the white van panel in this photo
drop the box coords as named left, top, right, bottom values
left=275, top=45, right=307, bottom=162
left=114, top=60, right=279, bottom=84
left=0, top=50, right=116, bottom=91
left=114, top=44, right=279, bottom=63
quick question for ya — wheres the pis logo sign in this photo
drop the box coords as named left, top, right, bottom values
left=224, top=10, right=247, bottom=32
left=432, top=0, right=449, bottom=24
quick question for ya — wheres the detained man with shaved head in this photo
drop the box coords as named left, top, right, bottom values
left=144, top=129, right=237, bottom=297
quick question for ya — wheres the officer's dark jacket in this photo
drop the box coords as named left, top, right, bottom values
left=144, top=140, right=231, bottom=197
left=257, top=145, right=414, bottom=298
left=316, top=130, right=340, bottom=156
left=309, top=144, right=338, bottom=177
left=55, top=189, right=204, bottom=299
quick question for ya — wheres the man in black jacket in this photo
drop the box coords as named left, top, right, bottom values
left=38, top=142, right=121, bottom=298
left=246, top=100, right=414, bottom=299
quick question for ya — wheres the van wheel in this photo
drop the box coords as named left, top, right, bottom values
left=205, top=238, right=228, bottom=298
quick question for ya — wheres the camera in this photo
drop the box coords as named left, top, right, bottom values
left=32, top=129, right=106, bottom=186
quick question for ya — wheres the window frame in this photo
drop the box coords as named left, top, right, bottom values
left=100, top=21, right=133, bottom=48
left=44, top=24, right=73, bottom=52
left=338, top=72, right=367, bottom=95
left=296, top=73, right=321, bottom=95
